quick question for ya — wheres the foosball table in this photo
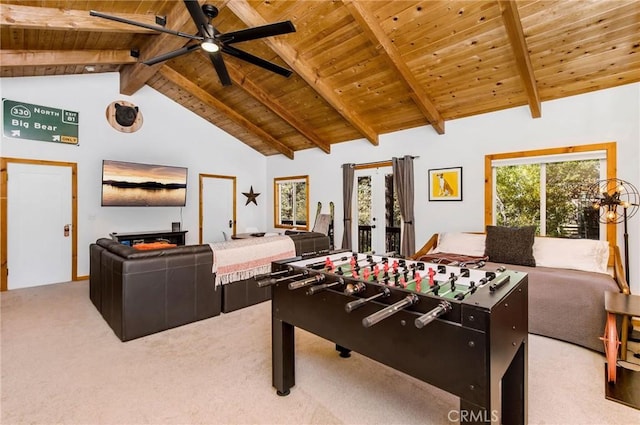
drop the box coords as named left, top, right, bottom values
left=257, top=251, right=528, bottom=424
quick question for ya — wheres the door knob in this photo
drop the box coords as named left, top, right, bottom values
left=64, top=224, right=70, bottom=237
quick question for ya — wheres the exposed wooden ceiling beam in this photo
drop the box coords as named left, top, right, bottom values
left=342, top=0, right=445, bottom=135
left=0, top=4, right=155, bottom=33
left=224, top=61, right=331, bottom=154
left=118, top=2, right=195, bottom=95
left=159, top=66, right=294, bottom=160
left=499, top=0, right=541, bottom=118
left=227, top=0, right=379, bottom=146
left=0, top=50, right=136, bottom=67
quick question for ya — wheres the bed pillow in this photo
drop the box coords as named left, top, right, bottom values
left=484, top=225, right=536, bottom=266
left=533, top=237, right=609, bottom=274
left=432, top=232, right=486, bottom=257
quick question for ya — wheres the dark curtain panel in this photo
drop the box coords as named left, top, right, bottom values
left=392, top=156, right=415, bottom=257
left=341, top=164, right=355, bottom=250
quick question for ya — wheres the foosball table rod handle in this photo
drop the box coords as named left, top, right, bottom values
left=345, top=298, right=367, bottom=313
left=257, top=270, right=308, bottom=288
left=307, top=279, right=342, bottom=295
left=254, top=268, right=289, bottom=281
left=489, top=274, right=510, bottom=292
left=345, top=287, right=390, bottom=313
left=414, top=301, right=452, bottom=329
left=288, top=274, right=324, bottom=290
left=362, top=294, right=419, bottom=328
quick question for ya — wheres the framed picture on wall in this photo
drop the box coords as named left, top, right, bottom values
left=428, top=167, right=463, bottom=201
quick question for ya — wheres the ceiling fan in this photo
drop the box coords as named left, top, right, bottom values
left=90, top=0, right=295, bottom=86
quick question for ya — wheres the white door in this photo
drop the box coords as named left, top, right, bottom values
left=7, top=163, right=72, bottom=289
left=352, top=167, right=390, bottom=254
left=201, top=175, right=235, bottom=243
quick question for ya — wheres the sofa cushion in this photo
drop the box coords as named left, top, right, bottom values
left=484, top=225, right=536, bottom=266
left=432, top=232, right=486, bottom=257
left=533, top=236, right=609, bottom=274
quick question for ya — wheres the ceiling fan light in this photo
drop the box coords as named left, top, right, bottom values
left=201, top=40, right=219, bottom=53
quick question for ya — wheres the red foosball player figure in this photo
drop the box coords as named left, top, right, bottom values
left=392, top=260, right=399, bottom=273
left=363, top=267, right=370, bottom=281
left=373, top=264, right=380, bottom=279
left=415, top=273, right=422, bottom=292
left=399, top=276, right=407, bottom=288
left=325, top=257, right=334, bottom=272
left=428, top=267, right=436, bottom=287
left=352, top=269, right=360, bottom=279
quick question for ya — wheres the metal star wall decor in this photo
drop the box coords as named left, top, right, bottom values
left=243, top=186, right=260, bottom=205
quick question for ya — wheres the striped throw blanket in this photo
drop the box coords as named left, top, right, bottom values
left=209, top=235, right=296, bottom=287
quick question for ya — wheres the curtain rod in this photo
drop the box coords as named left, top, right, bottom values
left=350, top=156, right=420, bottom=168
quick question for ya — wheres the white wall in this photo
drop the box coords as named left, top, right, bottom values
left=267, top=83, right=640, bottom=293
left=2, top=74, right=638, bottom=292
left=1, top=73, right=268, bottom=276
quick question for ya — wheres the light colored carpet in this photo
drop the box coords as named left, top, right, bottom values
left=1, top=280, right=638, bottom=425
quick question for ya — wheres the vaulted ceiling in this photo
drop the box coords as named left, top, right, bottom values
left=1, top=1, right=639, bottom=159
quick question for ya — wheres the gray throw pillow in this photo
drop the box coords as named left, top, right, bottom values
left=484, top=225, right=536, bottom=266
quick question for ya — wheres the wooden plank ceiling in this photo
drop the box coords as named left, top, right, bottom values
left=1, top=1, right=639, bottom=159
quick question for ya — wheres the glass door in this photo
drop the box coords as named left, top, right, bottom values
left=352, top=167, right=401, bottom=254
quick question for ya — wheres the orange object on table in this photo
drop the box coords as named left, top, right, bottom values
left=132, top=242, right=176, bottom=250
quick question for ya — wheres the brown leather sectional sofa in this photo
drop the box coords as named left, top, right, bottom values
left=90, top=238, right=220, bottom=341
left=90, top=232, right=330, bottom=341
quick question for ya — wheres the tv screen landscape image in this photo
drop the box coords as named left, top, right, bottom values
left=101, top=160, right=187, bottom=207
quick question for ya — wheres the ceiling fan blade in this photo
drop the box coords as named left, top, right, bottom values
left=89, top=10, right=202, bottom=41
left=183, top=0, right=213, bottom=37
left=220, top=21, right=295, bottom=44
left=209, top=52, right=232, bottom=86
left=222, top=45, right=292, bottom=78
left=143, top=44, right=200, bottom=66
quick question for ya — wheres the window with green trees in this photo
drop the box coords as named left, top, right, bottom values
left=274, top=175, right=309, bottom=230
left=487, top=144, right=624, bottom=246
left=486, top=143, right=618, bottom=247
left=495, top=159, right=601, bottom=238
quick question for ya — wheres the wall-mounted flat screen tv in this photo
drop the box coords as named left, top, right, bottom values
left=101, top=160, right=187, bottom=207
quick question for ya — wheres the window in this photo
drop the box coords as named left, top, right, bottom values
left=485, top=143, right=617, bottom=246
left=274, top=175, right=309, bottom=230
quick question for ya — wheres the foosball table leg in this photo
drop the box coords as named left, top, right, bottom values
left=335, top=344, right=351, bottom=358
left=272, top=318, right=295, bottom=396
